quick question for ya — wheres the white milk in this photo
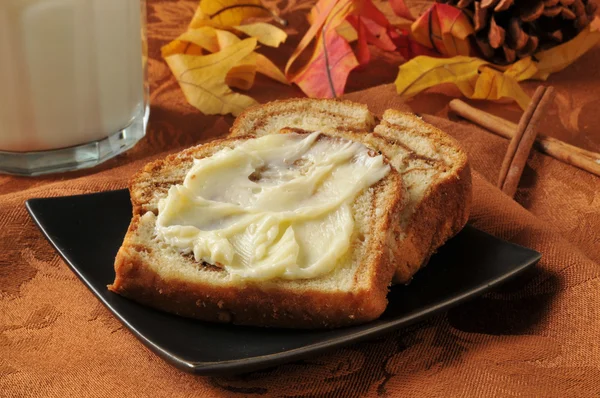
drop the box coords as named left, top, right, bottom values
left=0, top=0, right=145, bottom=152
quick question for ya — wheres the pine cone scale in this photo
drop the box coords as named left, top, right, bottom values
left=438, top=0, right=598, bottom=64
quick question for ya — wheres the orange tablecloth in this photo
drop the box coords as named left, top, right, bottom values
left=2, top=1, right=600, bottom=396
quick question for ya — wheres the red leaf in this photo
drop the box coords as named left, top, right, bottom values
left=286, top=0, right=345, bottom=77
left=390, top=27, right=439, bottom=60
left=355, top=0, right=392, bottom=28
left=292, top=27, right=359, bottom=98
left=362, top=18, right=397, bottom=51
left=356, top=17, right=371, bottom=66
left=389, top=0, right=414, bottom=21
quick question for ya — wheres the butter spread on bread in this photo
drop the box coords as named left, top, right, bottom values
left=110, top=99, right=471, bottom=329
left=153, top=132, right=390, bottom=281
left=229, top=99, right=472, bottom=284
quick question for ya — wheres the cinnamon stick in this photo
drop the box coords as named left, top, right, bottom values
left=449, top=99, right=600, bottom=178
left=498, top=86, right=555, bottom=197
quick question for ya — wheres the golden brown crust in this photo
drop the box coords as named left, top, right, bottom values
left=391, top=161, right=471, bottom=283
left=109, top=220, right=388, bottom=329
left=229, top=98, right=377, bottom=138
left=377, top=112, right=472, bottom=283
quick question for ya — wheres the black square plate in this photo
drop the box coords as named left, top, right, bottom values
left=26, top=190, right=540, bottom=375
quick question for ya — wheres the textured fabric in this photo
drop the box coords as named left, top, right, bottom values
left=2, top=1, right=600, bottom=397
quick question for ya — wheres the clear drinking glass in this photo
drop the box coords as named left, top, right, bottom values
left=0, top=0, right=149, bottom=176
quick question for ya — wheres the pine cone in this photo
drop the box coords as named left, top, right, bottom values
left=437, top=0, right=598, bottom=64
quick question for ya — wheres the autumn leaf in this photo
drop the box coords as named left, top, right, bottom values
left=293, top=17, right=360, bottom=97
left=288, top=0, right=409, bottom=98
left=161, top=26, right=220, bottom=57
left=410, top=3, right=474, bottom=57
left=286, top=0, right=360, bottom=97
left=389, top=27, right=439, bottom=60
left=395, top=55, right=531, bottom=109
left=254, top=53, right=289, bottom=84
left=395, top=55, right=486, bottom=98
left=336, top=19, right=358, bottom=42
left=531, top=17, right=600, bottom=80
left=162, top=0, right=290, bottom=115
left=389, top=0, right=414, bottom=21
left=165, top=38, right=259, bottom=116
left=394, top=17, right=600, bottom=110
left=286, top=0, right=345, bottom=78
left=232, top=22, right=287, bottom=47
left=355, top=17, right=370, bottom=65
left=346, top=15, right=396, bottom=53
left=192, top=0, right=285, bottom=28
left=471, top=66, right=531, bottom=110
left=163, top=25, right=288, bottom=89
left=226, top=63, right=257, bottom=90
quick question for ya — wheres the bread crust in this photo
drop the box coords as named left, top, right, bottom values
left=229, top=98, right=377, bottom=138
left=377, top=111, right=472, bottom=283
left=391, top=159, right=471, bottom=283
left=110, top=133, right=406, bottom=328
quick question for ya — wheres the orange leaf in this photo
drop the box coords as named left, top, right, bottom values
left=411, top=3, right=474, bottom=57
left=286, top=0, right=353, bottom=77
left=289, top=0, right=406, bottom=97
left=293, top=28, right=359, bottom=98
left=348, top=15, right=396, bottom=51
left=354, top=0, right=392, bottom=29
left=389, top=0, right=414, bottom=21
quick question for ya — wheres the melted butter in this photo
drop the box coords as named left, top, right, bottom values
left=155, top=132, right=390, bottom=281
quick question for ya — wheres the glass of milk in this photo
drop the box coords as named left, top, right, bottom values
left=0, top=0, right=148, bottom=176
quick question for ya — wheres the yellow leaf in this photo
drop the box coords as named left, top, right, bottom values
left=214, top=30, right=262, bottom=90
left=162, top=1, right=287, bottom=115
left=395, top=18, right=600, bottom=110
left=215, top=29, right=242, bottom=48
left=226, top=63, right=258, bottom=90
left=190, top=6, right=211, bottom=29
left=503, top=57, right=539, bottom=82
left=472, top=66, right=530, bottom=110
left=255, top=53, right=289, bottom=84
left=165, top=38, right=259, bottom=116
left=161, top=27, right=220, bottom=57
left=198, top=0, right=272, bottom=27
left=233, top=22, right=287, bottom=47
left=532, top=17, right=600, bottom=80
left=161, top=40, right=204, bottom=58
left=395, top=56, right=485, bottom=97
left=395, top=55, right=531, bottom=110
left=163, top=25, right=287, bottom=90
